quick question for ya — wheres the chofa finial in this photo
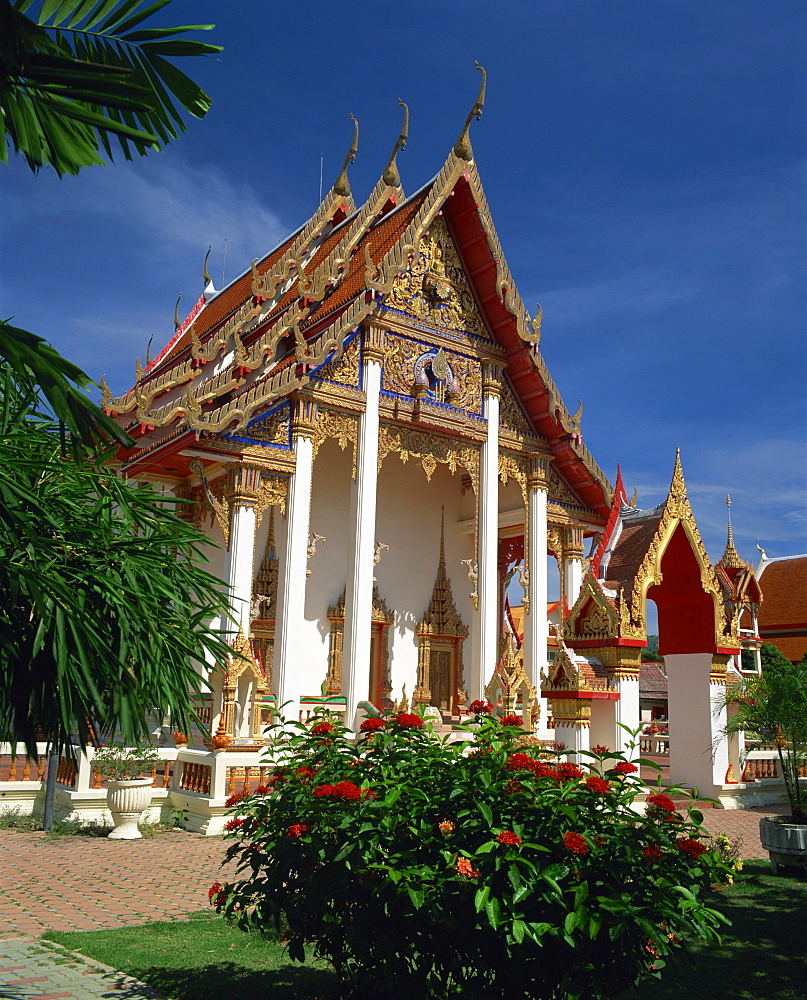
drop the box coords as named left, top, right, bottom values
left=173, top=292, right=182, bottom=331
left=383, top=99, right=409, bottom=188
left=202, top=245, right=212, bottom=287
left=453, top=61, right=486, bottom=160
left=333, top=114, right=360, bottom=197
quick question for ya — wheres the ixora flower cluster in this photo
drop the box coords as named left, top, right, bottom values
left=211, top=714, right=729, bottom=1000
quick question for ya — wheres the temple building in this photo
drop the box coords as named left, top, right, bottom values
left=102, top=75, right=763, bottom=805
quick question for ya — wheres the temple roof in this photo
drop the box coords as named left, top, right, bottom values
left=757, top=556, right=807, bottom=659
left=106, top=89, right=613, bottom=514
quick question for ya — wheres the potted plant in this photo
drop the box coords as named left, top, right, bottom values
left=723, top=650, right=807, bottom=873
left=93, top=739, right=160, bottom=839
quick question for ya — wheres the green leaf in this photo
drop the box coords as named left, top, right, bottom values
left=474, top=885, right=490, bottom=913
left=484, top=896, right=501, bottom=929
left=406, top=886, right=424, bottom=910
left=512, top=918, right=526, bottom=944
left=478, top=801, right=493, bottom=827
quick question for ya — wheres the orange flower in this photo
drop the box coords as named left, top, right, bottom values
left=438, top=819, right=455, bottom=835
left=456, top=857, right=481, bottom=878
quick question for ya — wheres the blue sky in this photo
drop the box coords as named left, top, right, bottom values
left=2, top=0, right=805, bottom=566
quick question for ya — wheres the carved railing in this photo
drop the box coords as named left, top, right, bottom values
left=178, top=761, right=212, bottom=795
left=0, top=755, right=47, bottom=782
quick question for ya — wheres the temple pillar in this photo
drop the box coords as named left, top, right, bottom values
left=596, top=646, right=642, bottom=759
left=523, top=457, right=550, bottom=728
left=471, top=363, right=501, bottom=700
left=666, top=653, right=730, bottom=794
left=274, top=397, right=317, bottom=724
left=562, top=525, right=585, bottom=611
left=551, top=698, right=591, bottom=757
left=343, top=330, right=382, bottom=725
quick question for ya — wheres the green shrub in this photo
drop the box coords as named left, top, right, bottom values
left=211, top=715, right=728, bottom=1000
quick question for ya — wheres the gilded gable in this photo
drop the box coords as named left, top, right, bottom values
left=383, top=215, right=491, bottom=341
left=381, top=333, right=482, bottom=414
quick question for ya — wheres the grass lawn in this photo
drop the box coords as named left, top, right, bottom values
left=42, top=860, right=806, bottom=1000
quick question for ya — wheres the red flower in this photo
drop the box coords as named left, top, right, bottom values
left=333, top=780, right=362, bottom=801
left=505, top=752, right=534, bottom=772
left=294, top=766, right=318, bottom=781
left=533, top=761, right=559, bottom=780
left=394, top=712, right=424, bottom=728
left=223, top=818, right=244, bottom=833
left=468, top=699, right=492, bottom=715
left=676, top=838, right=707, bottom=859
left=646, top=793, right=676, bottom=814
left=286, top=823, right=309, bottom=838
left=208, top=881, right=223, bottom=902
left=225, top=791, right=247, bottom=807
left=456, top=857, right=481, bottom=878
left=359, top=717, right=386, bottom=732
left=613, top=761, right=638, bottom=775
left=311, top=721, right=336, bottom=736
left=500, top=714, right=523, bottom=727
left=594, top=835, right=608, bottom=847
left=563, top=832, right=589, bottom=855
left=557, top=762, right=584, bottom=782
left=214, top=891, right=227, bottom=907
left=254, top=785, right=271, bottom=795
left=313, top=784, right=334, bottom=797
left=362, top=788, right=378, bottom=799
left=496, top=830, right=522, bottom=846
left=643, top=843, right=663, bottom=863
left=505, top=780, right=524, bottom=795
left=591, top=744, right=611, bottom=755
left=586, top=776, right=611, bottom=794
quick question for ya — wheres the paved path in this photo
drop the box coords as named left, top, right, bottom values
left=0, top=808, right=790, bottom=998
left=0, top=831, right=234, bottom=939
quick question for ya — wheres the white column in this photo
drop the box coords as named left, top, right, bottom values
left=614, top=675, right=640, bottom=760
left=523, top=463, right=550, bottom=731
left=554, top=719, right=590, bottom=757
left=471, top=370, right=500, bottom=700
left=275, top=412, right=315, bottom=724
left=666, top=653, right=729, bottom=794
left=562, top=525, right=585, bottom=611
left=343, top=351, right=382, bottom=726
left=221, top=503, right=257, bottom=638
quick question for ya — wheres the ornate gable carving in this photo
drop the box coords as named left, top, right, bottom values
left=499, top=376, right=535, bottom=439
left=384, top=215, right=491, bottom=340
left=565, top=572, right=620, bottom=643
left=381, top=333, right=482, bottom=414
left=312, top=334, right=360, bottom=387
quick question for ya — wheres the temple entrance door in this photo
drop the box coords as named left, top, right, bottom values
left=429, top=646, right=455, bottom=713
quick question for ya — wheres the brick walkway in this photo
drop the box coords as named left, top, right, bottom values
left=0, top=831, right=235, bottom=939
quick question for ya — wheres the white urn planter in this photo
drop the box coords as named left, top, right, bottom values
left=106, top=777, right=153, bottom=839
left=759, top=816, right=807, bottom=875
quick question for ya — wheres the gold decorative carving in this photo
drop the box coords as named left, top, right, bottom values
left=499, top=377, right=535, bottom=438
left=291, top=395, right=319, bottom=441
left=314, top=335, right=360, bottom=387
left=414, top=511, right=468, bottom=707
left=547, top=467, right=582, bottom=507
left=250, top=508, right=278, bottom=688
left=212, top=629, right=268, bottom=748
left=190, top=459, right=230, bottom=545
left=241, top=407, right=290, bottom=447
left=484, top=634, right=539, bottom=727
left=385, top=216, right=490, bottom=339
left=381, top=333, right=482, bottom=414
left=327, top=586, right=394, bottom=699
left=378, top=423, right=479, bottom=494
left=312, top=408, right=359, bottom=478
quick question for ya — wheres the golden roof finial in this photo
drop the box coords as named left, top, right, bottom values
left=202, top=245, right=212, bottom=286
left=453, top=61, right=486, bottom=161
left=382, top=99, right=409, bottom=188
left=99, top=374, right=112, bottom=408
left=173, top=292, right=182, bottom=331
left=145, top=332, right=154, bottom=367
left=439, top=505, right=446, bottom=570
left=721, top=494, right=744, bottom=568
left=669, top=447, right=686, bottom=501
left=333, top=114, right=359, bottom=198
